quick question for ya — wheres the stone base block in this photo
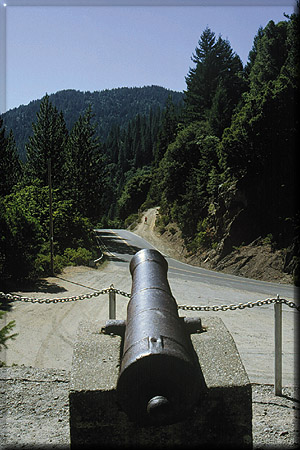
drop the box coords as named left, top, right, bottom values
left=69, top=317, right=252, bottom=448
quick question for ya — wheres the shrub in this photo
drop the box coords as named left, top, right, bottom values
left=34, top=247, right=93, bottom=276
left=63, top=247, right=93, bottom=266
left=263, top=233, right=273, bottom=245
left=155, top=214, right=169, bottom=234
left=124, top=213, right=139, bottom=229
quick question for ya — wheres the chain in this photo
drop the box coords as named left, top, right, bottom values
left=0, top=289, right=298, bottom=311
left=112, top=288, right=131, bottom=299
left=177, top=297, right=300, bottom=312
left=0, top=286, right=114, bottom=304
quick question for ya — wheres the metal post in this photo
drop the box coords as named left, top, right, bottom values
left=274, top=294, right=282, bottom=396
left=48, top=158, right=54, bottom=276
left=109, top=285, right=116, bottom=320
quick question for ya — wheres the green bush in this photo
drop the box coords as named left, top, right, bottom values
left=124, top=213, right=139, bottom=229
left=63, top=247, right=93, bottom=266
left=34, top=247, right=93, bottom=276
left=34, top=253, right=66, bottom=276
left=263, top=234, right=273, bottom=245
left=155, top=214, right=169, bottom=234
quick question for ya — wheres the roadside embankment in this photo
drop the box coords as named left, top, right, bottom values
left=133, top=207, right=294, bottom=285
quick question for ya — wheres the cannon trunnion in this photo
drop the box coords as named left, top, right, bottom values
left=107, top=249, right=204, bottom=426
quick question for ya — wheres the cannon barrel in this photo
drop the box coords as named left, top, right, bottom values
left=116, top=249, right=202, bottom=425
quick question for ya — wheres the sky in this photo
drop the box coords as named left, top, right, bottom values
left=1, top=0, right=297, bottom=112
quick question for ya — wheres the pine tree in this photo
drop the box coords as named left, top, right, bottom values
left=0, top=117, right=22, bottom=197
left=25, top=94, right=68, bottom=189
left=154, top=96, right=178, bottom=166
left=249, top=20, right=288, bottom=94
left=65, top=106, right=108, bottom=220
left=184, top=27, right=244, bottom=129
left=244, top=26, right=264, bottom=79
left=218, top=15, right=298, bottom=246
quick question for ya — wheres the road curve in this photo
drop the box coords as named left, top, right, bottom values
left=95, top=228, right=295, bottom=299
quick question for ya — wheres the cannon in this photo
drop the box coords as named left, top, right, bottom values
left=103, top=249, right=205, bottom=426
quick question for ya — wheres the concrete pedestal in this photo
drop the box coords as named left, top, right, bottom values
left=69, top=317, right=252, bottom=448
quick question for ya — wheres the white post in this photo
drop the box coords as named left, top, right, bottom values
left=274, top=294, right=282, bottom=396
left=109, top=285, right=116, bottom=320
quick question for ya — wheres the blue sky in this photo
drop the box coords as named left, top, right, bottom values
left=2, top=0, right=296, bottom=112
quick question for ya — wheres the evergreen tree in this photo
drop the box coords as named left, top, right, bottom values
left=0, top=118, right=22, bottom=197
left=25, top=94, right=68, bottom=189
left=244, top=26, right=264, bottom=79
left=65, top=106, right=108, bottom=220
left=184, top=27, right=244, bottom=131
left=249, top=20, right=289, bottom=94
left=218, top=14, right=298, bottom=246
left=154, top=96, right=178, bottom=166
left=133, top=114, right=143, bottom=168
left=106, top=124, right=121, bottom=164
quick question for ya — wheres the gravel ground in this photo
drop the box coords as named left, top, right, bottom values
left=0, top=367, right=298, bottom=449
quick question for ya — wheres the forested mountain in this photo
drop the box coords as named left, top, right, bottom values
left=1, top=12, right=298, bottom=284
left=2, top=86, right=183, bottom=161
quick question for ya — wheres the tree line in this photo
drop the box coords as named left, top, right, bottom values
left=149, top=13, right=299, bottom=281
left=0, top=87, right=182, bottom=279
left=3, top=85, right=183, bottom=161
left=0, top=11, right=298, bottom=283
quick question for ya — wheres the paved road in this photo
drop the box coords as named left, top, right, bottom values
left=95, top=228, right=295, bottom=299
left=94, top=228, right=297, bottom=387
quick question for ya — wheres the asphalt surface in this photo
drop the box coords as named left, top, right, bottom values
left=95, top=228, right=295, bottom=299
left=94, top=228, right=297, bottom=387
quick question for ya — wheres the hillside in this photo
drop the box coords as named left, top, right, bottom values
left=133, top=208, right=293, bottom=285
left=2, top=85, right=183, bottom=160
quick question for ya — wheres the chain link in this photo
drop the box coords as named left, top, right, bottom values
left=177, top=297, right=300, bottom=312
left=112, top=288, right=131, bottom=299
left=0, top=287, right=114, bottom=304
left=0, top=289, right=298, bottom=311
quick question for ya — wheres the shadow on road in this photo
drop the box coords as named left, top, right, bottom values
left=1, top=278, right=68, bottom=295
left=95, top=231, right=141, bottom=256
left=1, top=279, right=68, bottom=310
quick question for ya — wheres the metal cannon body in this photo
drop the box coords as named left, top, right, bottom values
left=113, top=249, right=203, bottom=425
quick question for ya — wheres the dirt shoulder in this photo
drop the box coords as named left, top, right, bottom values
left=133, top=207, right=293, bottom=285
left=1, top=367, right=298, bottom=448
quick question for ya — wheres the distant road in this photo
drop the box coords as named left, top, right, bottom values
left=95, top=228, right=295, bottom=299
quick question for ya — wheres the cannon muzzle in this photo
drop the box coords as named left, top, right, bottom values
left=115, top=249, right=203, bottom=425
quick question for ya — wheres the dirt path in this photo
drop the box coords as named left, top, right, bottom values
left=1, top=264, right=131, bottom=370
left=134, top=207, right=186, bottom=261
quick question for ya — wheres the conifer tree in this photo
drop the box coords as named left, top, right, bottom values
left=154, top=96, right=178, bottom=166
left=184, top=27, right=244, bottom=129
left=25, top=94, right=68, bottom=189
left=65, top=106, right=108, bottom=220
left=244, top=26, right=264, bottom=79
left=0, top=117, right=22, bottom=197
